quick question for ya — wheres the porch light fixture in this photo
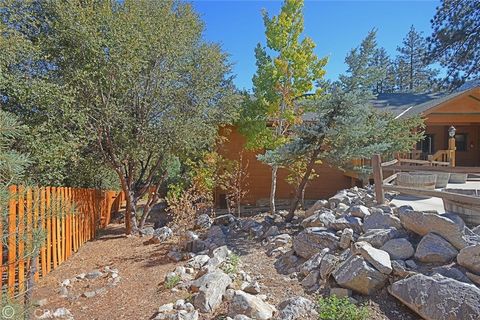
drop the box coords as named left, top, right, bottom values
left=448, top=125, right=456, bottom=138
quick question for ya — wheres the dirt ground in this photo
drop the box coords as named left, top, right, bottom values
left=32, top=221, right=420, bottom=320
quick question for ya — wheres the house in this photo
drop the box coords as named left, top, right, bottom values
left=216, top=84, right=480, bottom=207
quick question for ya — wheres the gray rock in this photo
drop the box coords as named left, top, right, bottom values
left=355, top=242, right=392, bottom=274
left=167, top=250, right=184, bottom=262
left=319, top=253, right=339, bottom=280
left=293, top=228, right=339, bottom=259
left=274, top=251, right=300, bottom=275
left=388, top=274, right=480, bottom=320
left=363, top=210, right=402, bottom=231
left=191, top=270, right=232, bottom=313
left=466, top=272, right=480, bottom=286
left=85, top=269, right=103, bottom=280
left=229, top=290, right=276, bottom=320
left=211, top=245, right=231, bottom=260
left=300, top=270, right=320, bottom=292
left=242, top=281, right=261, bottom=295
left=276, top=296, right=317, bottom=320
left=414, top=233, right=458, bottom=263
left=205, top=225, right=227, bottom=249
left=339, top=228, right=354, bottom=249
left=305, top=200, right=329, bottom=217
left=329, top=216, right=363, bottom=234
left=358, top=228, right=406, bottom=248
left=82, top=291, right=96, bottom=298
left=457, top=244, right=480, bottom=274
left=301, top=209, right=335, bottom=228
left=329, top=190, right=351, bottom=208
left=333, top=255, right=388, bottom=295
left=381, top=238, right=414, bottom=260
left=398, top=209, right=476, bottom=250
left=330, top=287, right=351, bottom=298
left=215, top=214, right=236, bottom=226
left=140, top=226, right=155, bottom=236
left=431, top=266, right=473, bottom=284
left=153, top=227, right=173, bottom=241
left=195, top=214, right=212, bottom=229
left=186, top=255, right=210, bottom=269
left=299, top=248, right=329, bottom=276
left=391, top=260, right=412, bottom=278
left=263, top=226, right=279, bottom=239
left=405, top=259, right=417, bottom=269
left=350, top=205, right=370, bottom=219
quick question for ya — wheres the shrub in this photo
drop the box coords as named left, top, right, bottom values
left=222, top=253, right=240, bottom=275
left=317, top=296, right=369, bottom=320
left=164, top=275, right=181, bottom=289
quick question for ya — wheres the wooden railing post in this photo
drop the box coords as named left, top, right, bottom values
left=372, top=154, right=385, bottom=204
left=448, top=137, right=456, bottom=167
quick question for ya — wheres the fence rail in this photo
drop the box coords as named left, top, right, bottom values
left=1, top=186, right=121, bottom=299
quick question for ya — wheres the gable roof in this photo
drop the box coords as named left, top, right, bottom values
left=372, top=85, right=480, bottom=118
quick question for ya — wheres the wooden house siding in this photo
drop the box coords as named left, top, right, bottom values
left=217, top=126, right=351, bottom=205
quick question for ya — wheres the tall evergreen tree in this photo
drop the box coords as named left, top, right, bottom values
left=428, top=0, right=480, bottom=88
left=372, top=47, right=395, bottom=94
left=239, top=0, right=327, bottom=213
left=340, top=29, right=389, bottom=95
left=397, top=25, right=438, bottom=92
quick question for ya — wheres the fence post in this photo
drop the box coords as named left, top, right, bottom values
left=372, top=154, right=385, bottom=204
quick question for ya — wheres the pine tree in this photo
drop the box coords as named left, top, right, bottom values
left=372, top=47, right=395, bottom=94
left=340, top=29, right=390, bottom=95
left=397, top=25, right=438, bottom=92
left=428, top=0, right=480, bottom=88
left=240, top=0, right=327, bottom=213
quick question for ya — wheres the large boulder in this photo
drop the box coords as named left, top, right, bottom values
left=204, top=225, right=227, bottom=249
left=293, top=228, right=339, bottom=259
left=299, top=249, right=329, bottom=276
left=300, top=209, right=335, bottom=228
left=191, top=271, right=232, bottom=313
left=358, top=228, right=405, bottom=248
left=276, top=296, right=318, bottom=320
left=398, top=209, right=473, bottom=250
left=457, top=244, right=480, bottom=274
left=414, top=233, right=458, bottom=264
left=329, top=216, right=363, bottom=234
left=349, top=205, right=370, bottom=219
left=319, top=253, right=339, bottom=280
left=229, top=291, right=276, bottom=320
left=332, top=255, right=388, bottom=295
left=388, top=274, right=480, bottom=320
left=363, top=210, right=402, bottom=231
left=305, top=200, right=328, bottom=217
left=354, top=242, right=392, bottom=274
left=380, top=238, right=414, bottom=260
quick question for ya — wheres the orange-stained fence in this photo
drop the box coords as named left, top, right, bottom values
left=1, top=186, right=121, bottom=299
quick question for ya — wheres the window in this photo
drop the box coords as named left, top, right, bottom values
left=455, top=133, right=468, bottom=152
left=417, top=134, right=435, bottom=154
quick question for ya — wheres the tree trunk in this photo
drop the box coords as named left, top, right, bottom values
left=270, top=165, right=278, bottom=214
left=138, top=191, right=159, bottom=229
left=286, top=150, right=320, bottom=221
left=125, top=191, right=139, bottom=234
left=301, top=186, right=306, bottom=209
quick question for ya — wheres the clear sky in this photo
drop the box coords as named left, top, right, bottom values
left=190, top=0, right=440, bottom=91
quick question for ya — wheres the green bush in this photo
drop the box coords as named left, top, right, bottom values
left=317, top=296, right=369, bottom=320
left=222, top=253, right=240, bottom=274
left=165, top=275, right=181, bottom=289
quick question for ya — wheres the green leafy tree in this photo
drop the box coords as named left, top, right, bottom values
left=397, top=25, right=439, bottom=92
left=239, top=0, right=327, bottom=213
left=0, top=0, right=115, bottom=188
left=261, top=84, right=424, bottom=220
left=34, top=0, right=239, bottom=234
left=428, top=0, right=480, bottom=88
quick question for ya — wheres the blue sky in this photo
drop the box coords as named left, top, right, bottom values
left=190, top=0, right=440, bottom=91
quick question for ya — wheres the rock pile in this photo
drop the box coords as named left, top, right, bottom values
left=279, top=187, right=480, bottom=320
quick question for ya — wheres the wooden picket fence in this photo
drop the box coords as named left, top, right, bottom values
left=1, top=186, right=122, bottom=299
